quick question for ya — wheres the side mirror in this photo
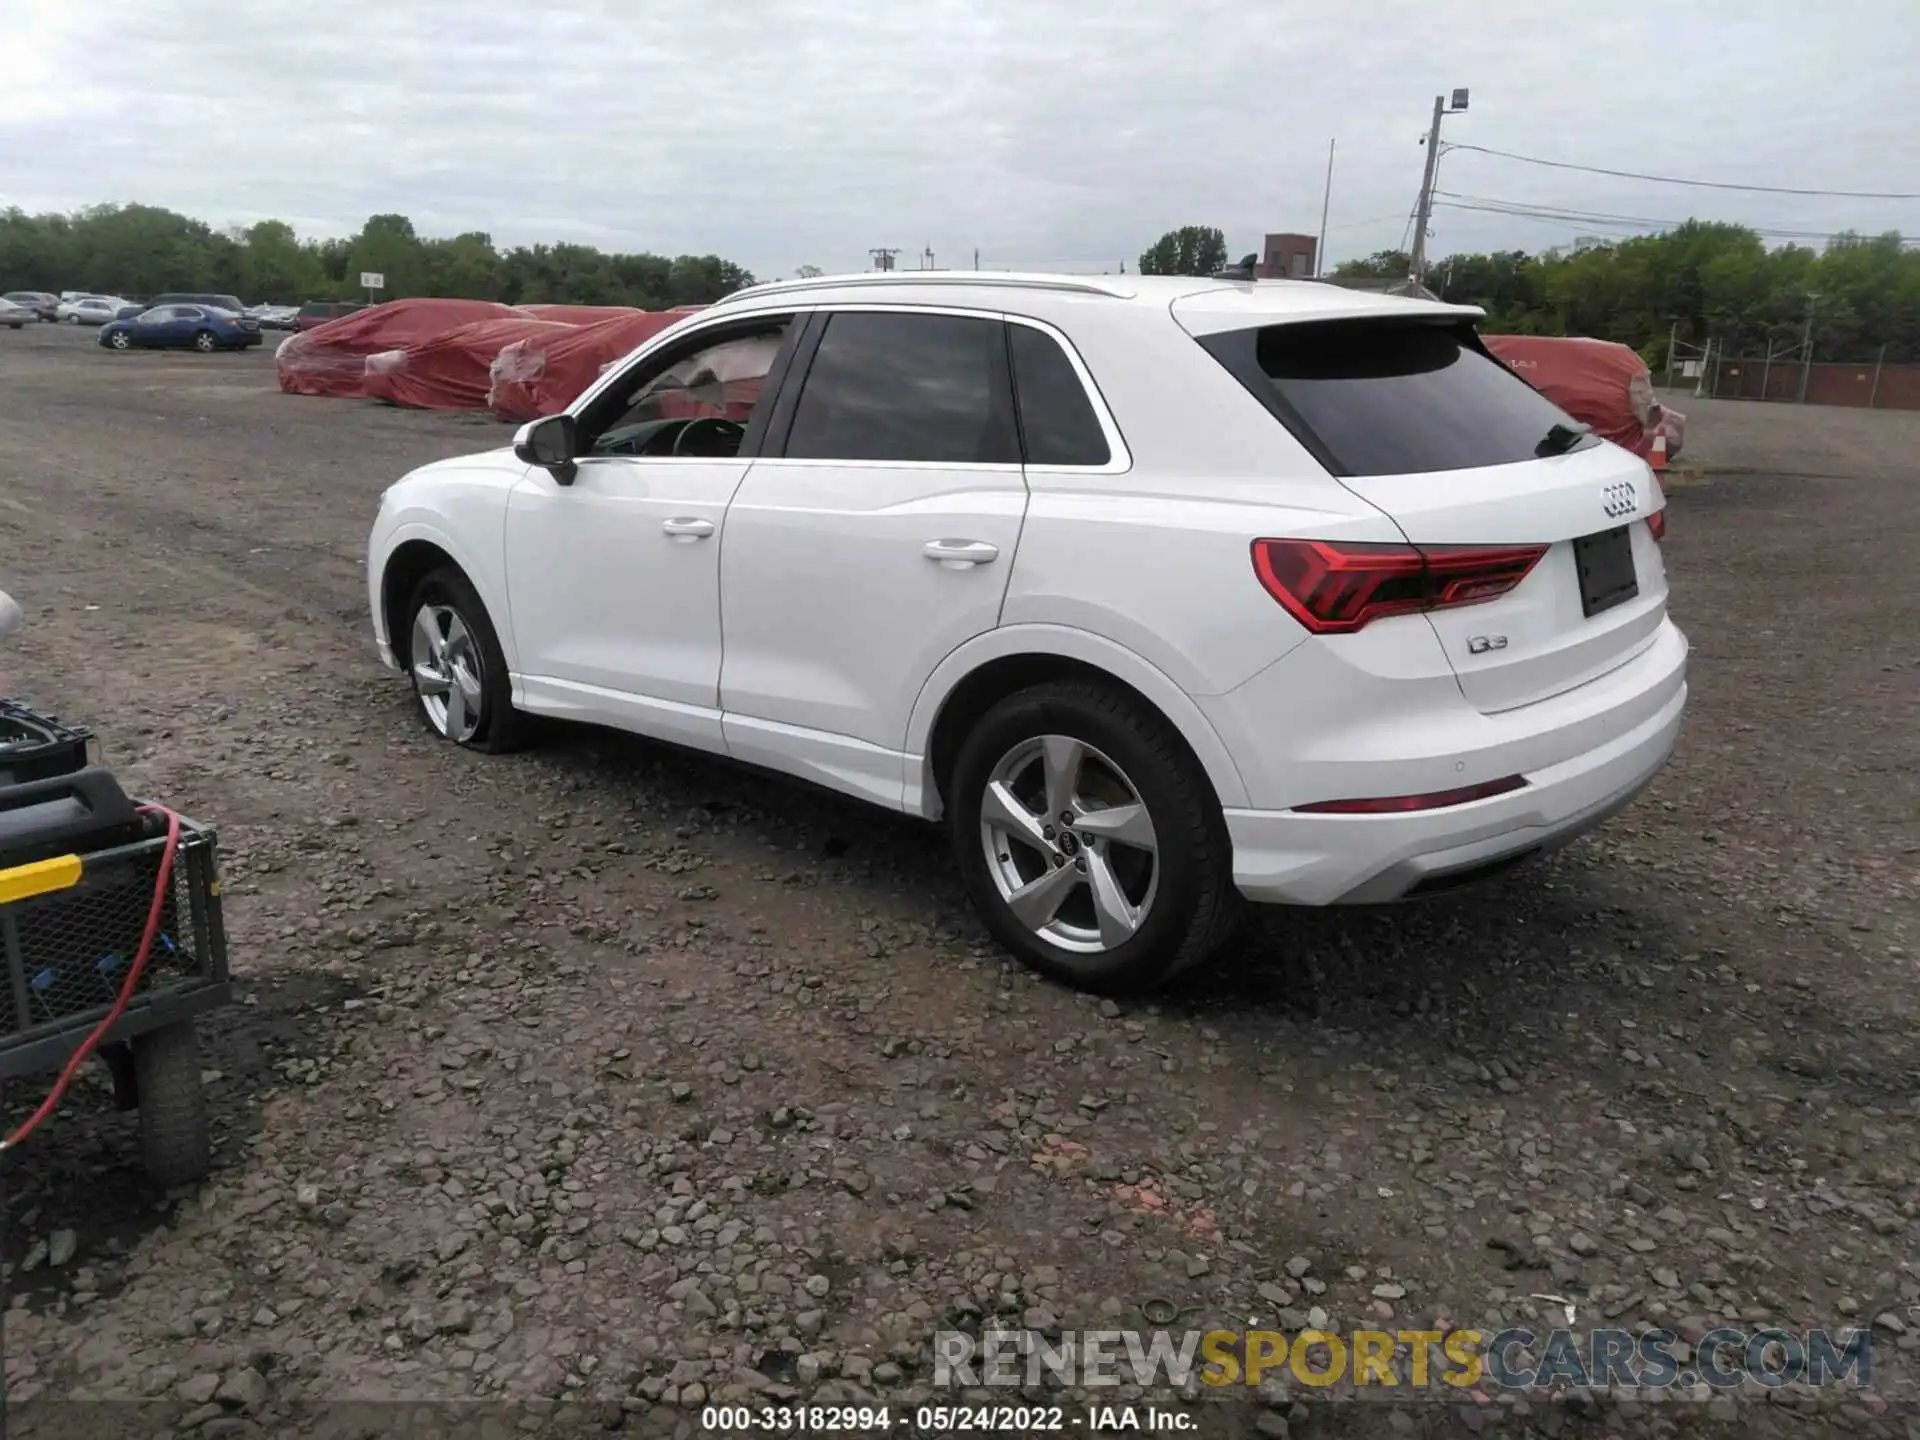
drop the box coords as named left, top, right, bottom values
left=514, top=414, right=579, bottom=485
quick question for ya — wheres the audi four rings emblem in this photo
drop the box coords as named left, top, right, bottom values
left=1602, top=481, right=1637, bottom=519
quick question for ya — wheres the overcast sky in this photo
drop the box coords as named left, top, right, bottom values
left=5, top=0, right=1916, bottom=277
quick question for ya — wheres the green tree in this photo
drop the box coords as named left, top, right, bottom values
left=1138, top=226, right=1228, bottom=277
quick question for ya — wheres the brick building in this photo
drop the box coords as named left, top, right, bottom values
left=1255, top=233, right=1318, bottom=279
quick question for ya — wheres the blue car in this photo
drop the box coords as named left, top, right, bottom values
left=98, top=304, right=262, bottom=353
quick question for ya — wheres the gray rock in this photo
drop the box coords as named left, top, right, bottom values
left=1285, top=1255, right=1313, bottom=1278
left=47, top=1231, right=76, bottom=1268
left=214, top=1367, right=267, bottom=1411
left=177, top=1374, right=221, bottom=1406
left=1568, top=1232, right=1599, bottom=1257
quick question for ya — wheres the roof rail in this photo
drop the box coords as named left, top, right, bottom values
left=713, top=272, right=1137, bottom=306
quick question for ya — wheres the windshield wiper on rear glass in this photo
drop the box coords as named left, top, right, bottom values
left=1535, top=421, right=1592, bottom=457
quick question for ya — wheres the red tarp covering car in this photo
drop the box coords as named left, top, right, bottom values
left=518, top=304, right=645, bottom=325
left=488, top=311, right=689, bottom=422
left=277, top=298, right=532, bottom=398
left=1482, top=334, right=1685, bottom=460
left=362, top=318, right=580, bottom=411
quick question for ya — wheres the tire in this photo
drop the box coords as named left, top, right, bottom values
left=69, top=314, right=83, bottom=325
left=133, top=1022, right=210, bottom=1188
left=402, top=565, right=529, bottom=753
left=193, top=330, right=216, bottom=353
left=108, top=330, right=131, bottom=349
left=949, top=679, right=1242, bottom=995
left=6, top=323, right=20, bottom=331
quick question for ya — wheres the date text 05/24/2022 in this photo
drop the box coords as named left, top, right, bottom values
left=699, top=1404, right=1196, bottom=1431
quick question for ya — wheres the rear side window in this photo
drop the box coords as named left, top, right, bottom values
left=785, top=312, right=1018, bottom=465
left=1201, top=320, right=1595, bottom=477
left=1009, top=324, right=1110, bottom=466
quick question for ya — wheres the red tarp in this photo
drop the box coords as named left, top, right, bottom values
left=518, top=304, right=645, bottom=325
left=1483, top=334, right=1686, bottom=460
left=277, top=298, right=532, bottom=398
left=362, top=318, right=580, bottom=411
left=489, top=311, right=688, bottom=422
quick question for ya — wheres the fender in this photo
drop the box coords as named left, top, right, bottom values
left=901, top=623, right=1252, bottom=820
left=371, top=512, right=520, bottom=675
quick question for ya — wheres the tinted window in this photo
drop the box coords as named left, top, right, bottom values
left=785, top=312, right=1017, bottom=464
left=1202, top=320, right=1595, bottom=477
left=1009, top=324, right=1110, bottom=466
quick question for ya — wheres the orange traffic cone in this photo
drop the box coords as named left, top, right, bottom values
left=1648, top=434, right=1668, bottom=472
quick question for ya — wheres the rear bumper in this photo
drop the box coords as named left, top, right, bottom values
left=1222, top=622, right=1688, bottom=905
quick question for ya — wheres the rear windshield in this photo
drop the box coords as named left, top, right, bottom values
left=1200, top=319, right=1596, bottom=477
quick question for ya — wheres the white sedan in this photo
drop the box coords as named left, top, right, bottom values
left=0, top=299, right=34, bottom=329
left=366, top=271, right=1684, bottom=994
left=56, top=296, right=129, bottom=325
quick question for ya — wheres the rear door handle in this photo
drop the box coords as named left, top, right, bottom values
left=923, top=539, right=999, bottom=566
left=662, top=517, right=715, bottom=541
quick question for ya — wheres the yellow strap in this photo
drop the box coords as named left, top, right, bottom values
left=0, top=854, right=83, bottom=905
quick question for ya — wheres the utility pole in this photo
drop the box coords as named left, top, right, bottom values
left=1409, top=88, right=1468, bottom=288
left=1315, top=138, right=1335, bottom=278
left=973, top=247, right=979, bottom=271
left=868, top=248, right=899, bottom=272
left=921, top=246, right=935, bottom=270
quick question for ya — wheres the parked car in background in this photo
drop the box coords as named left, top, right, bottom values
left=2, top=291, right=58, bottom=321
left=98, top=304, right=263, bottom=352
left=248, top=304, right=300, bottom=330
left=367, top=271, right=1684, bottom=995
left=296, top=300, right=369, bottom=332
left=57, top=296, right=129, bottom=325
left=114, top=293, right=247, bottom=322
left=0, top=299, right=37, bottom=329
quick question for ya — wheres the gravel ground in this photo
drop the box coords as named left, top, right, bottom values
left=0, top=324, right=1915, bottom=1439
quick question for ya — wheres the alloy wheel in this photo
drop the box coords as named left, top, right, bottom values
left=109, top=332, right=130, bottom=349
left=978, top=734, right=1160, bottom=953
left=410, top=603, right=486, bottom=743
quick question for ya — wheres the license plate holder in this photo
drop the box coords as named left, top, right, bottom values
left=1573, top=526, right=1638, bottom=618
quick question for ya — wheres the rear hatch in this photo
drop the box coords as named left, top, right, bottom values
left=1188, top=308, right=1667, bottom=714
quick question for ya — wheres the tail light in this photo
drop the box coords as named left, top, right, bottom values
left=1294, top=775, right=1527, bottom=814
left=1251, top=538, right=1548, bottom=635
left=1646, top=508, right=1666, bottom=541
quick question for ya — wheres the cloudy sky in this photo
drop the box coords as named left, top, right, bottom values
left=4, top=0, right=1916, bottom=276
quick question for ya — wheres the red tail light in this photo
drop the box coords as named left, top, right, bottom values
left=1646, top=508, right=1666, bottom=541
left=1294, top=775, right=1527, bottom=814
left=1251, top=538, right=1548, bottom=635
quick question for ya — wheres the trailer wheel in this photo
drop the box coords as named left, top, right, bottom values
left=133, top=1021, right=210, bottom=1188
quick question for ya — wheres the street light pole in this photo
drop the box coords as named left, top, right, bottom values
left=1315, top=138, right=1335, bottom=278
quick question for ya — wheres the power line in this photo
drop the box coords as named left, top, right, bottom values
left=1431, top=190, right=1919, bottom=245
left=1443, top=142, right=1920, bottom=200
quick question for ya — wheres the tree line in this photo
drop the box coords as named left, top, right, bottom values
left=1134, top=219, right=1916, bottom=365
left=0, top=204, right=756, bottom=310
left=1334, top=221, right=1918, bottom=366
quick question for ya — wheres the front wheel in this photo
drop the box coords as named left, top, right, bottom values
left=108, top=330, right=131, bottom=349
left=69, top=314, right=83, bottom=325
left=403, top=566, right=529, bottom=753
left=133, top=1022, right=210, bottom=1188
left=949, top=680, right=1242, bottom=994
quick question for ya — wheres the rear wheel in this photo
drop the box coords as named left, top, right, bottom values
left=403, top=566, right=529, bottom=753
left=193, top=330, right=216, bottom=353
left=949, top=680, right=1241, bottom=994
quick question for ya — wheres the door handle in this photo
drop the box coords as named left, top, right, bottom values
left=923, top=539, right=1000, bottom=566
left=662, top=517, right=715, bottom=541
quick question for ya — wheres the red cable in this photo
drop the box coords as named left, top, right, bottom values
left=1, top=804, right=181, bottom=1152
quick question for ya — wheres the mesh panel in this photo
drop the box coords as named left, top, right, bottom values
left=0, top=835, right=217, bottom=1037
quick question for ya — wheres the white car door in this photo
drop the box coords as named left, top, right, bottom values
left=718, top=307, right=1030, bottom=808
left=502, top=312, right=801, bottom=756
